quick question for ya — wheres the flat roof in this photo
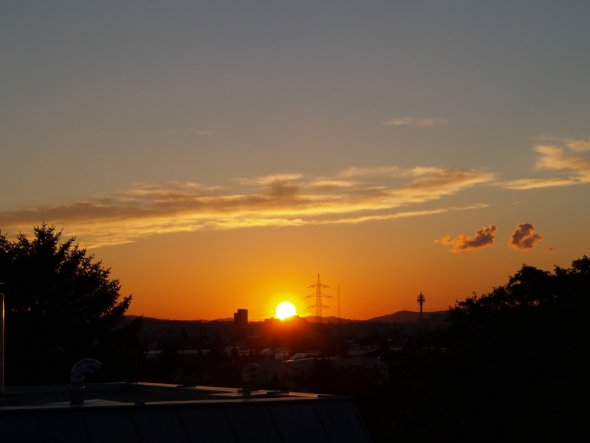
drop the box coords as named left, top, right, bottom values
left=0, top=382, right=372, bottom=442
left=1, top=382, right=332, bottom=408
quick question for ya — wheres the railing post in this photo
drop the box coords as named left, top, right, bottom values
left=0, top=282, right=5, bottom=393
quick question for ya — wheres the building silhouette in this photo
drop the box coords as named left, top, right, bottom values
left=234, top=309, right=248, bottom=334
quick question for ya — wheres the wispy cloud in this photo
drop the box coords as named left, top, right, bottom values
left=322, top=204, right=488, bottom=226
left=502, top=137, right=590, bottom=190
left=510, top=223, right=543, bottom=250
left=383, top=117, right=447, bottom=128
left=437, top=225, right=497, bottom=252
left=340, top=166, right=402, bottom=178
left=0, top=165, right=494, bottom=248
left=564, top=137, right=590, bottom=152
left=234, top=173, right=303, bottom=186
left=309, top=178, right=358, bottom=189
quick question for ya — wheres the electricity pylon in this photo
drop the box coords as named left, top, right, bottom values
left=306, top=274, right=331, bottom=323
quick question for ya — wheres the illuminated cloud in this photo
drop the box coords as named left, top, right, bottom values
left=438, top=225, right=497, bottom=252
left=510, top=223, right=543, bottom=250
left=0, top=165, right=494, bottom=248
left=503, top=137, right=590, bottom=190
left=321, top=204, right=488, bottom=225
left=383, top=117, right=447, bottom=128
left=564, top=138, right=590, bottom=152
left=339, top=166, right=402, bottom=178
left=234, top=173, right=303, bottom=186
left=308, top=178, right=358, bottom=189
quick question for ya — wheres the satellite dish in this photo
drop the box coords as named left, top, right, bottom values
left=70, top=358, right=102, bottom=406
left=71, top=358, right=102, bottom=380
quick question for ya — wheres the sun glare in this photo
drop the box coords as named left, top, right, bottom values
left=276, top=301, right=297, bottom=320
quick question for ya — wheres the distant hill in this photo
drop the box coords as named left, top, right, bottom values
left=127, top=311, right=448, bottom=326
left=126, top=315, right=231, bottom=324
left=367, top=310, right=449, bottom=324
left=302, top=315, right=359, bottom=324
left=129, top=315, right=358, bottom=325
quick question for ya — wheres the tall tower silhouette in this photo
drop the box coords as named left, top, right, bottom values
left=417, top=291, right=426, bottom=320
left=306, top=274, right=331, bottom=322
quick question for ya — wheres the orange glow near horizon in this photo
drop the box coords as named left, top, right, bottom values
left=96, top=219, right=578, bottom=322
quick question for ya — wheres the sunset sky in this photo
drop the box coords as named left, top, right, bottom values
left=2, top=1, right=589, bottom=320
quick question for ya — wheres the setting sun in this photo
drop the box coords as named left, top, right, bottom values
left=276, top=301, right=297, bottom=320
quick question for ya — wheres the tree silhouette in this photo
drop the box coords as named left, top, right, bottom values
left=444, top=256, right=590, bottom=440
left=0, top=224, right=140, bottom=383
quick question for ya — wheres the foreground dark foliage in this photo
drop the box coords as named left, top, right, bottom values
left=360, top=256, right=590, bottom=442
left=440, top=256, right=590, bottom=441
left=0, top=224, right=141, bottom=383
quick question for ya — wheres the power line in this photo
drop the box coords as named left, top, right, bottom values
left=338, top=285, right=341, bottom=323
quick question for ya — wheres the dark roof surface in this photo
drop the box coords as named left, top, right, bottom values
left=0, top=383, right=371, bottom=442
